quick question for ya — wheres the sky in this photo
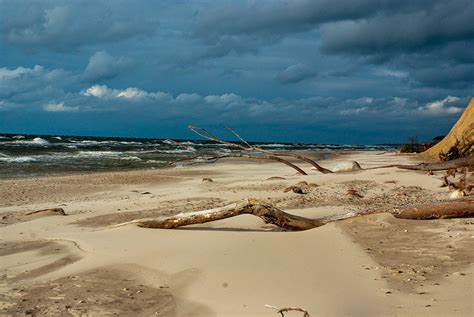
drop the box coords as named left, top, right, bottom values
left=0, top=0, right=473, bottom=144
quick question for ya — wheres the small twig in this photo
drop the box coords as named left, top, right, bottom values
left=265, top=304, right=310, bottom=317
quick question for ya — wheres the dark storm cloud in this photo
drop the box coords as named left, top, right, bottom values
left=0, top=0, right=472, bottom=143
left=276, top=64, right=316, bottom=84
left=196, top=0, right=433, bottom=40
left=194, top=0, right=474, bottom=90
left=411, top=64, right=474, bottom=89
left=0, top=0, right=159, bottom=51
left=82, top=51, right=132, bottom=83
left=319, top=1, right=474, bottom=54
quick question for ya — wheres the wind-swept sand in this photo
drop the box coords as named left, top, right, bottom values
left=0, top=152, right=472, bottom=316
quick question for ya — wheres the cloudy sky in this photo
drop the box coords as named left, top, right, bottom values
left=1, top=0, right=473, bottom=144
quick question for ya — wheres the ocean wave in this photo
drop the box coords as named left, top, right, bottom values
left=162, top=139, right=176, bottom=145
left=12, top=135, right=25, bottom=139
left=11, top=137, right=50, bottom=145
left=0, top=154, right=37, bottom=163
left=159, top=148, right=196, bottom=154
left=254, top=143, right=289, bottom=147
left=146, top=159, right=167, bottom=163
left=74, top=140, right=111, bottom=145
left=119, top=156, right=142, bottom=161
left=179, top=141, right=196, bottom=146
left=77, top=151, right=122, bottom=157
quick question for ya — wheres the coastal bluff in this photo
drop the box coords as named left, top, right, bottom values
left=423, top=97, right=474, bottom=159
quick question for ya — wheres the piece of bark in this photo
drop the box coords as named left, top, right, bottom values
left=347, top=189, right=364, bottom=198
left=26, top=208, right=66, bottom=217
left=266, top=177, right=287, bottom=180
left=283, top=186, right=305, bottom=194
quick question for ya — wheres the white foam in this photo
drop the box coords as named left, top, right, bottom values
left=77, top=151, right=121, bottom=157
left=120, top=156, right=142, bottom=161
left=12, top=137, right=50, bottom=145
left=160, top=147, right=196, bottom=154
left=146, top=159, right=167, bottom=163
left=255, top=143, right=288, bottom=147
left=0, top=155, right=37, bottom=163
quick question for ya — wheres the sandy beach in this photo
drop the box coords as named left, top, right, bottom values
left=0, top=151, right=472, bottom=316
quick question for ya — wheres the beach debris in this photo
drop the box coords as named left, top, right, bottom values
left=450, top=190, right=465, bottom=199
left=265, top=305, right=310, bottom=317
left=266, top=176, right=286, bottom=180
left=284, top=181, right=314, bottom=194
left=202, top=178, right=214, bottom=183
left=346, top=189, right=364, bottom=198
left=366, top=156, right=474, bottom=172
left=283, top=186, right=305, bottom=194
left=183, top=125, right=334, bottom=175
left=442, top=166, right=472, bottom=195
left=26, top=208, right=66, bottom=217
left=141, top=192, right=152, bottom=195
left=111, top=198, right=474, bottom=231
left=331, top=161, right=362, bottom=173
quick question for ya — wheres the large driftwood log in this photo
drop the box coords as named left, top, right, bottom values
left=113, top=199, right=474, bottom=231
left=366, top=156, right=474, bottom=171
left=393, top=200, right=474, bottom=219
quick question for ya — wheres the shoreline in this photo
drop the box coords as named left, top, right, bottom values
left=0, top=149, right=366, bottom=182
left=0, top=151, right=472, bottom=316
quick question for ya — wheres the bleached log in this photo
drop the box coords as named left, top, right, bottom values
left=366, top=156, right=474, bottom=171
left=112, top=198, right=474, bottom=231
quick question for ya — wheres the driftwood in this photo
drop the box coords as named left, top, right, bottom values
left=188, top=126, right=333, bottom=174
left=170, top=126, right=473, bottom=175
left=112, top=199, right=474, bottom=231
left=170, top=143, right=308, bottom=175
left=26, top=208, right=66, bottom=217
left=366, top=156, right=474, bottom=172
left=265, top=305, right=310, bottom=317
left=394, top=200, right=474, bottom=219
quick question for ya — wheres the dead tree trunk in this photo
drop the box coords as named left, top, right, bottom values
left=113, top=199, right=474, bottom=231
left=393, top=200, right=474, bottom=219
left=366, top=156, right=474, bottom=171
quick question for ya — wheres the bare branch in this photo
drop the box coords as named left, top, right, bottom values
left=188, top=125, right=333, bottom=174
left=179, top=154, right=308, bottom=175
left=225, top=127, right=333, bottom=173
left=265, top=305, right=310, bottom=317
left=225, top=127, right=252, bottom=148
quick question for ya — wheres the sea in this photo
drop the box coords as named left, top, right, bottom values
left=0, top=133, right=397, bottom=178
